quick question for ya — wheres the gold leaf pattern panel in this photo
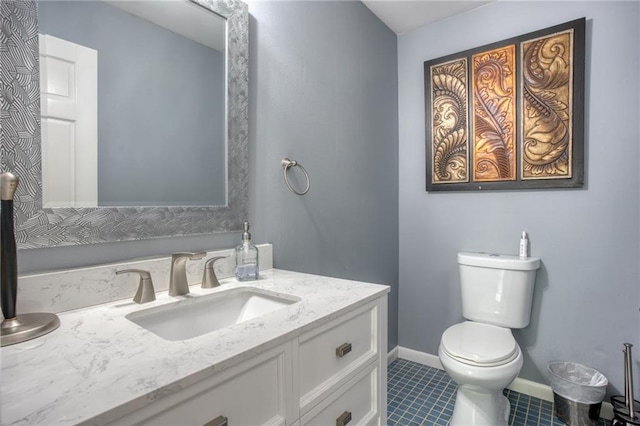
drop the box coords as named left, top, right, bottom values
left=430, top=58, right=469, bottom=184
left=472, top=45, right=517, bottom=182
left=521, top=29, right=573, bottom=179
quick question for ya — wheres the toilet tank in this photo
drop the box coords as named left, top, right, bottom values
left=458, top=252, right=540, bottom=329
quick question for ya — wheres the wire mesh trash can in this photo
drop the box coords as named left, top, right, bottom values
left=548, top=361, right=608, bottom=425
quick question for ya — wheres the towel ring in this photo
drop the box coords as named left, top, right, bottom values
left=282, top=158, right=310, bottom=195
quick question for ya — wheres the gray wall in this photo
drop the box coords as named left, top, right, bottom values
left=19, top=1, right=399, bottom=349
left=398, top=1, right=639, bottom=394
left=248, top=0, right=399, bottom=349
left=39, top=1, right=226, bottom=206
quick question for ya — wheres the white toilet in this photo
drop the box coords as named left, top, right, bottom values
left=438, top=252, right=540, bottom=426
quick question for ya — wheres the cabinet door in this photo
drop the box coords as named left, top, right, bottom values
left=300, top=362, right=379, bottom=426
left=298, top=302, right=379, bottom=414
left=108, top=343, right=291, bottom=426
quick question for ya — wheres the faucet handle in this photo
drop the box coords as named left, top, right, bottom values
left=116, top=269, right=156, bottom=304
left=202, top=256, right=227, bottom=289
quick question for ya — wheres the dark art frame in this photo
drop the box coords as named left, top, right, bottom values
left=424, top=18, right=586, bottom=192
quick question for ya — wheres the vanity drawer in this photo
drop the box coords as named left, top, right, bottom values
left=300, top=362, right=379, bottom=426
left=298, top=303, right=378, bottom=412
left=108, top=343, right=290, bottom=426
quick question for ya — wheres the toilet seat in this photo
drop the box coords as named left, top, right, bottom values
left=441, top=321, right=518, bottom=367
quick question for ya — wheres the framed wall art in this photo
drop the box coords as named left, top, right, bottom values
left=424, top=18, right=586, bottom=191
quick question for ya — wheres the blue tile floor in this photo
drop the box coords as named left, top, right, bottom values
left=387, top=359, right=611, bottom=426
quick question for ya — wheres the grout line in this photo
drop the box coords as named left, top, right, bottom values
left=511, top=389, right=521, bottom=426
left=524, top=393, right=532, bottom=425
left=536, top=397, right=543, bottom=426
left=424, top=371, right=448, bottom=419
left=434, top=376, right=456, bottom=425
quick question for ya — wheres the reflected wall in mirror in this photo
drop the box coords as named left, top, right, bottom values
left=0, top=0, right=248, bottom=249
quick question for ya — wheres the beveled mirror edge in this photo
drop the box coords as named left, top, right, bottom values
left=0, top=0, right=249, bottom=250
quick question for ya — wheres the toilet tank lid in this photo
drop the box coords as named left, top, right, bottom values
left=458, top=252, right=540, bottom=270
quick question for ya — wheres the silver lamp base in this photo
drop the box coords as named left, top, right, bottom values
left=0, top=313, right=60, bottom=347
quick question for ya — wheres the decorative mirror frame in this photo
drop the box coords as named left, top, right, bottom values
left=0, top=0, right=248, bottom=249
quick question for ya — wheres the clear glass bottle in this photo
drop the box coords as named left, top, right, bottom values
left=235, top=222, right=259, bottom=281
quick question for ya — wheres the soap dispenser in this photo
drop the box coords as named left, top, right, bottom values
left=235, top=222, right=259, bottom=281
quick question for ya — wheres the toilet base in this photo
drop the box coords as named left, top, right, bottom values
left=449, top=386, right=510, bottom=426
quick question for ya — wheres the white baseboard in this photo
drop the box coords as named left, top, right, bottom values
left=393, top=346, right=614, bottom=420
left=387, top=346, right=399, bottom=365
left=507, top=375, right=554, bottom=401
left=397, top=346, right=443, bottom=369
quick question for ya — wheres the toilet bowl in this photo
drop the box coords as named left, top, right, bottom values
left=439, top=252, right=540, bottom=426
left=439, top=321, right=523, bottom=426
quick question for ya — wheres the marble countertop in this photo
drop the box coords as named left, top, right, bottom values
left=1, top=269, right=389, bottom=426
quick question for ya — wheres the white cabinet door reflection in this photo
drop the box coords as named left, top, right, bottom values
left=40, top=34, right=98, bottom=208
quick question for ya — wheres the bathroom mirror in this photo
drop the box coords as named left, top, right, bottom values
left=38, top=0, right=228, bottom=207
left=0, top=0, right=248, bottom=249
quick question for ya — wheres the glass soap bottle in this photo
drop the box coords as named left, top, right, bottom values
left=235, top=222, right=259, bottom=281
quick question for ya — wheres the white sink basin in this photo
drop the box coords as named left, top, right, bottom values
left=125, top=287, right=299, bottom=341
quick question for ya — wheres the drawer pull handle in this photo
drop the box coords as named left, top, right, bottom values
left=336, top=411, right=352, bottom=426
left=204, top=415, right=228, bottom=426
left=336, top=342, right=352, bottom=357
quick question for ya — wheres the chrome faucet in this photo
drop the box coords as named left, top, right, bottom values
left=169, top=252, right=206, bottom=296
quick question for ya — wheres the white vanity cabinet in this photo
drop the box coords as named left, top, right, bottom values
left=105, top=296, right=387, bottom=426
left=108, top=342, right=293, bottom=426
